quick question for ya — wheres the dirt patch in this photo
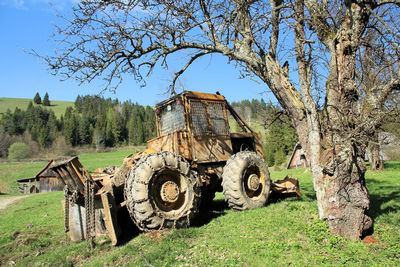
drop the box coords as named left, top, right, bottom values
left=143, top=229, right=172, bottom=241
left=0, top=195, right=30, bottom=211
left=362, top=235, right=385, bottom=245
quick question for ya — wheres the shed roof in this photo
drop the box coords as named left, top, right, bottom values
left=286, top=142, right=303, bottom=169
left=35, top=159, right=56, bottom=178
left=17, top=177, right=38, bottom=183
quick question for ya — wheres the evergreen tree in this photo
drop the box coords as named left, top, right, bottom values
left=47, top=112, right=59, bottom=145
left=34, top=92, right=41, bottom=104
left=77, top=115, right=91, bottom=145
left=93, top=115, right=106, bottom=149
left=262, top=103, right=297, bottom=166
left=264, top=143, right=275, bottom=167
left=75, top=95, right=82, bottom=113
left=0, top=127, right=11, bottom=158
left=38, top=123, right=50, bottom=147
left=105, top=109, right=119, bottom=146
left=133, top=116, right=144, bottom=145
left=43, top=92, right=51, bottom=106
left=0, top=110, right=14, bottom=135
left=128, top=115, right=136, bottom=145
left=63, top=107, right=79, bottom=146
left=274, top=148, right=286, bottom=167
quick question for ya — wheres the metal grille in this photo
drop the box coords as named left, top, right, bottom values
left=209, top=102, right=228, bottom=135
left=191, top=101, right=208, bottom=135
left=160, top=102, right=185, bottom=135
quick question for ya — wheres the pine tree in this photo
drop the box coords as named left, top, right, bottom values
left=77, top=115, right=91, bottom=145
left=105, top=109, right=119, bottom=146
left=133, top=116, right=144, bottom=145
left=264, top=143, right=275, bottom=167
left=63, top=108, right=78, bottom=146
left=75, top=95, right=82, bottom=113
left=43, top=92, right=51, bottom=106
left=128, top=115, right=136, bottom=145
left=38, top=124, right=50, bottom=147
left=34, top=92, right=41, bottom=104
left=274, top=149, right=286, bottom=167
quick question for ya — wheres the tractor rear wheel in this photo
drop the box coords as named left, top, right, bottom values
left=125, top=152, right=201, bottom=231
left=222, top=151, right=271, bottom=210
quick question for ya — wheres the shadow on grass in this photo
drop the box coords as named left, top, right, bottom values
left=367, top=178, right=400, bottom=219
left=268, top=193, right=304, bottom=204
left=288, top=183, right=316, bottom=201
left=192, top=199, right=229, bottom=228
left=116, top=207, right=140, bottom=246
left=382, top=161, right=400, bottom=170
left=116, top=199, right=229, bottom=245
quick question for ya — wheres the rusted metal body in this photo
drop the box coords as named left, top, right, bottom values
left=52, top=91, right=301, bottom=245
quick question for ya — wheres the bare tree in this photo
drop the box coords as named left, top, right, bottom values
left=41, top=0, right=400, bottom=240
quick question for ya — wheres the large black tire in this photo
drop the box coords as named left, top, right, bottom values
left=222, top=151, right=271, bottom=210
left=124, top=152, right=201, bottom=231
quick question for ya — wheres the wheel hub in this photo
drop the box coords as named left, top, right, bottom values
left=247, top=174, right=260, bottom=191
left=160, top=181, right=180, bottom=203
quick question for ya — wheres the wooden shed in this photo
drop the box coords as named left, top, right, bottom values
left=286, top=142, right=309, bottom=169
left=17, top=159, right=64, bottom=194
left=17, top=177, right=39, bottom=194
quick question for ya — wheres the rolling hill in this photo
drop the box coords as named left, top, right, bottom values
left=0, top=97, right=73, bottom=118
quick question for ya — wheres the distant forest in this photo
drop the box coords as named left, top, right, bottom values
left=0, top=95, right=156, bottom=158
left=0, top=94, right=297, bottom=165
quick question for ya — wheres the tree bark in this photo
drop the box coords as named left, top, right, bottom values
left=316, top=144, right=373, bottom=240
left=367, top=134, right=383, bottom=170
left=311, top=0, right=375, bottom=240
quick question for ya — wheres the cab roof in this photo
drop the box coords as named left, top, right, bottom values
left=156, top=91, right=226, bottom=108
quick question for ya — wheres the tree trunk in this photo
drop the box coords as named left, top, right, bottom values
left=262, top=37, right=374, bottom=240
left=367, top=137, right=383, bottom=171
left=309, top=1, right=375, bottom=240
left=314, top=144, right=373, bottom=240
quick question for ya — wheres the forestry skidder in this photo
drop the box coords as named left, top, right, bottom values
left=52, top=91, right=301, bottom=245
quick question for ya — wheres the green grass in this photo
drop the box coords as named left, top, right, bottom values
left=0, top=97, right=73, bottom=118
left=0, top=161, right=45, bottom=195
left=0, top=148, right=140, bottom=195
left=0, top=154, right=399, bottom=266
left=77, top=149, right=139, bottom=172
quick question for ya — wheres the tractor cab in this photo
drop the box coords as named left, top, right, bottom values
left=148, top=91, right=263, bottom=163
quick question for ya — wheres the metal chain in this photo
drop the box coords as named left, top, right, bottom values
left=84, top=177, right=89, bottom=244
left=84, top=176, right=95, bottom=249
left=63, top=185, right=70, bottom=242
left=89, top=180, right=95, bottom=248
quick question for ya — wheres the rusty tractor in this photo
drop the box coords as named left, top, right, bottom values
left=52, top=91, right=301, bottom=245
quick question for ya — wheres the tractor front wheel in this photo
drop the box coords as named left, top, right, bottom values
left=124, top=152, right=201, bottom=231
left=222, top=151, right=271, bottom=210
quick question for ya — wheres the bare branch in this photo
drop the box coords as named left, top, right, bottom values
left=268, top=0, right=282, bottom=58
left=375, top=78, right=400, bottom=107
left=170, top=50, right=215, bottom=94
left=305, top=0, right=336, bottom=47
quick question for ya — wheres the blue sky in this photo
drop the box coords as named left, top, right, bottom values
left=0, top=0, right=275, bottom=106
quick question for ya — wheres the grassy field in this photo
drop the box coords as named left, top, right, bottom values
left=0, top=151, right=399, bottom=266
left=0, top=97, right=73, bottom=118
left=0, top=148, right=140, bottom=195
